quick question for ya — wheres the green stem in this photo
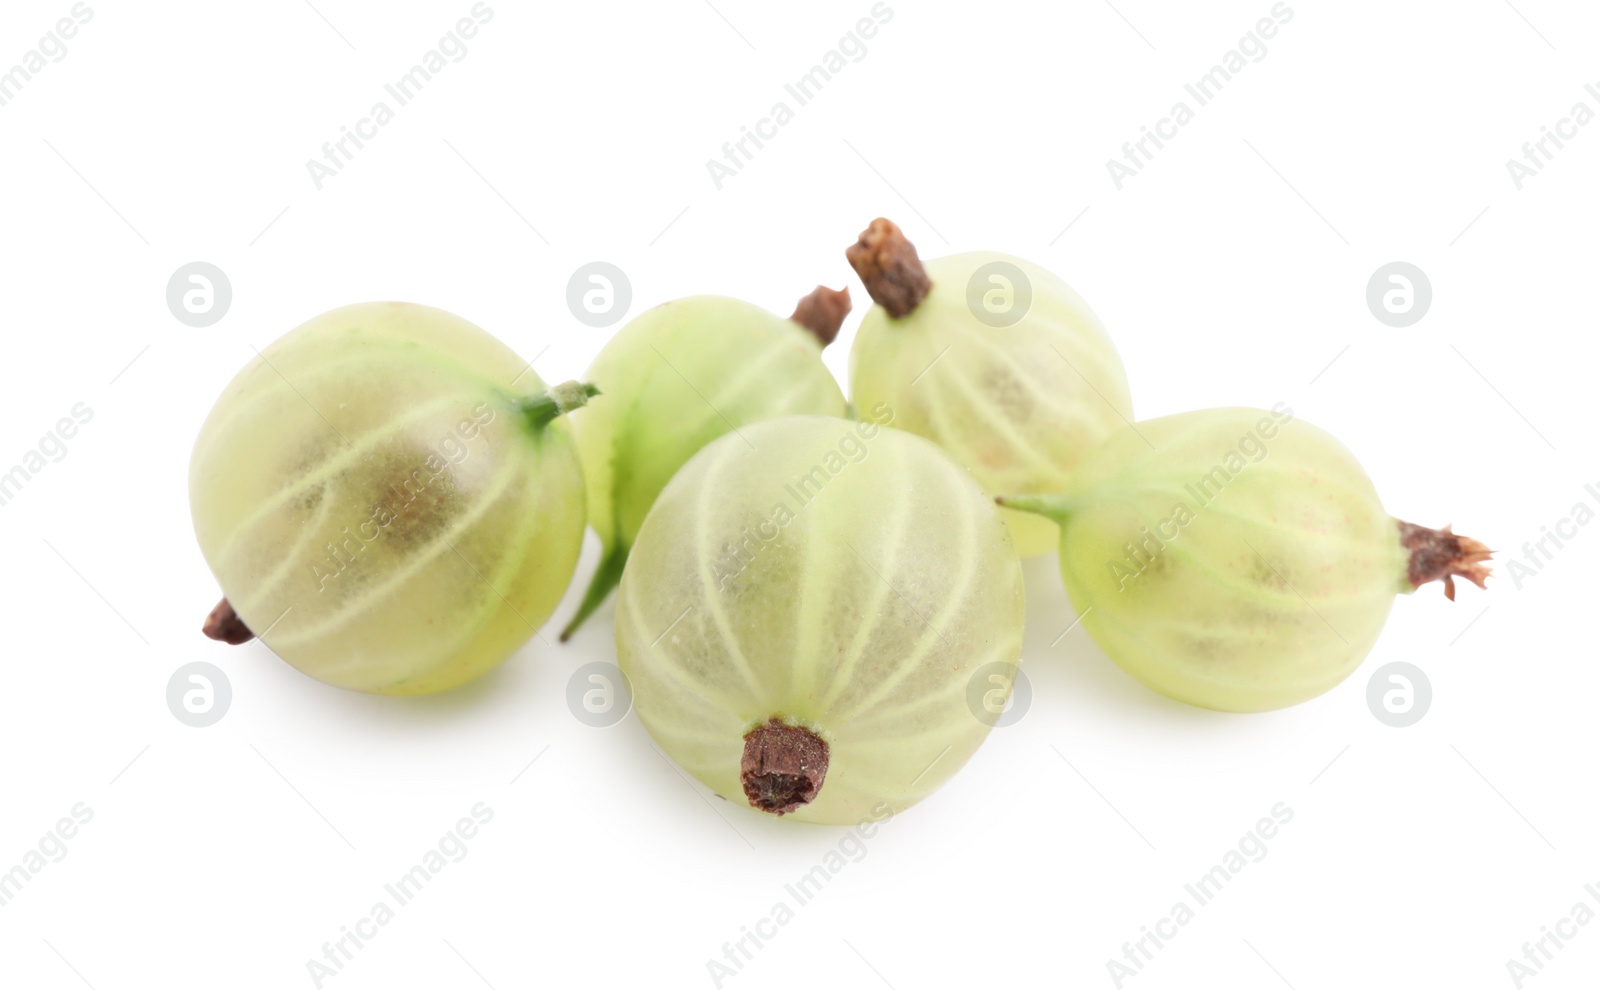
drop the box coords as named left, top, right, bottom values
left=520, top=381, right=600, bottom=432
left=994, top=493, right=1075, bottom=522
left=559, top=542, right=629, bottom=642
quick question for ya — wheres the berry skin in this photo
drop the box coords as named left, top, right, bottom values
left=191, top=302, right=590, bottom=695
left=616, top=414, right=1025, bottom=823
left=562, top=291, right=850, bottom=640
left=848, top=218, right=1134, bottom=557
left=1002, top=405, right=1490, bottom=712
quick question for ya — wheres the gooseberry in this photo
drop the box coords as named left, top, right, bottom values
left=561, top=288, right=851, bottom=640
left=847, top=217, right=1134, bottom=557
left=191, top=302, right=591, bottom=695
left=1000, top=405, right=1491, bottom=712
left=614, top=414, right=1025, bottom=823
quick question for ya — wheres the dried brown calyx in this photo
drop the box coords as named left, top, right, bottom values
left=789, top=285, right=852, bottom=346
left=740, top=717, right=829, bottom=815
left=202, top=597, right=255, bottom=645
left=846, top=217, right=931, bottom=319
left=1397, top=520, right=1493, bottom=600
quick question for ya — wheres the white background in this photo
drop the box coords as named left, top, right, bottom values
left=1, top=0, right=1596, bottom=987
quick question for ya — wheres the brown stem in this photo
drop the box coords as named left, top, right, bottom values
left=788, top=285, right=851, bottom=347
left=846, top=218, right=931, bottom=318
left=1397, top=520, right=1493, bottom=601
left=202, top=597, right=256, bottom=645
left=740, top=717, right=829, bottom=815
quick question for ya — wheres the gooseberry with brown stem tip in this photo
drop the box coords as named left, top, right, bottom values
left=999, top=405, right=1491, bottom=712
left=190, top=301, right=592, bottom=695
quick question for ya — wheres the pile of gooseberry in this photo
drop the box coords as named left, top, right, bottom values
left=190, top=221, right=1489, bottom=823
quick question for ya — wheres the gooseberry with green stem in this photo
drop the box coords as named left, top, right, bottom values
left=190, top=301, right=592, bottom=695
left=560, top=287, right=851, bottom=641
left=999, top=405, right=1491, bottom=712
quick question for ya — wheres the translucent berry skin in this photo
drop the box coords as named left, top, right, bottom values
left=849, top=252, right=1133, bottom=558
left=615, top=415, right=1024, bottom=824
left=566, top=297, right=847, bottom=636
left=189, top=302, right=586, bottom=695
left=1034, top=407, right=1411, bottom=713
